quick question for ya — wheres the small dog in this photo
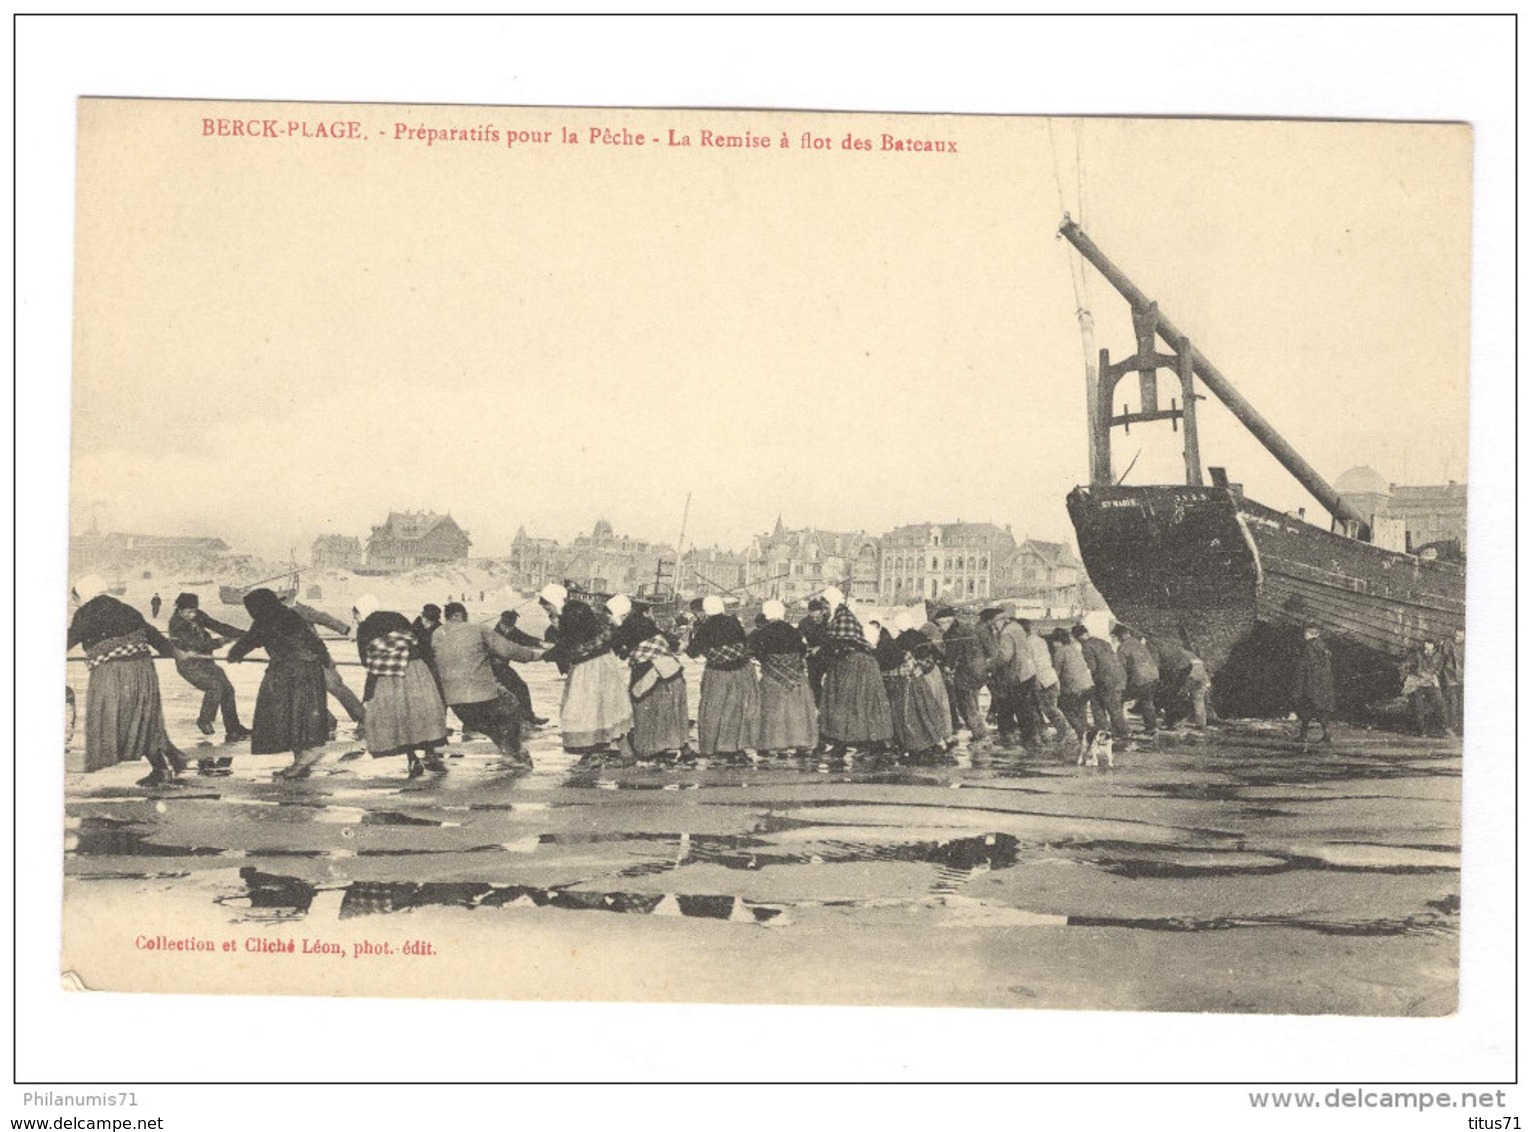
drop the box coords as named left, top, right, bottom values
left=1078, top=728, right=1114, bottom=768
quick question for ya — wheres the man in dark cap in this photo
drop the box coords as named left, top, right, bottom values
left=166, top=592, right=251, bottom=742
left=932, top=605, right=990, bottom=742
left=491, top=609, right=548, bottom=726
left=1073, top=621, right=1131, bottom=741
left=799, top=595, right=833, bottom=706
left=412, top=603, right=445, bottom=693
left=1293, top=624, right=1336, bottom=744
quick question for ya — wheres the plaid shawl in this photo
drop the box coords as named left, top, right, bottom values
left=759, top=651, right=807, bottom=690
left=704, top=642, right=753, bottom=669
left=628, top=633, right=678, bottom=667
left=629, top=633, right=684, bottom=698
left=86, top=630, right=154, bottom=671
left=825, top=604, right=871, bottom=651
left=365, top=630, right=416, bottom=678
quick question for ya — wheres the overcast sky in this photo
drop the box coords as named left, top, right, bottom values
left=70, top=107, right=1471, bottom=561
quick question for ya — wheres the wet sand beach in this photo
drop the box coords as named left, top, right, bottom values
left=63, top=660, right=1459, bottom=1014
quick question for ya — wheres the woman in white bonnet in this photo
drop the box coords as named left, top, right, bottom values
left=816, top=586, right=894, bottom=754
left=541, top=585, right=633, bottom=755
left=685, top=594, right=760, bottom=759
left=747, top=598, right=818, bottom=756
left=882, top=608, right=954, bottom=758
left=609, top=594, right=691, bottom=759
left=350, top=594, right=449, bottom=777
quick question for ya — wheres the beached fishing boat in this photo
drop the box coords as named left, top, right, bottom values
left=1058, top=218, right=1465, bottom=712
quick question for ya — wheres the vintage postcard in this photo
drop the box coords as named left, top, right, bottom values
left=62, top=98, right=1471, bottom=1016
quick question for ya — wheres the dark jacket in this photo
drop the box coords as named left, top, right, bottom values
left=167, top=609, right=244, bottom=657
left=1147, top=637, right=1195, bottom=683
left=67, top=595, right=174, bottom=655
left=939, top=618, right=991, bottom=689
left=543, top=600, right=609, bottom=673
left=686, top=613, right=751, bottom=671
left=1080, top=636, right=1127, bottom=694
left=798, top=614, right=831, bottom=681
left=228, top=589, right=331, bottom=667
left=1439, top=637, right=1465, bottom=686
left=1116, top=636, right=1160, bottom=690
left=1292, top=638, right=1336, bottom=713
left=748, top=620, right=807, bottom=658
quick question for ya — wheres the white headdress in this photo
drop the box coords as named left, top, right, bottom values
left=605, top=594, right=632, bottom=623
left=702, top=594, right=726, bottom=617
left=538, top=583, right=568, bottom=612
left=761, top=599, right=786, bottom=622
left=71, top=574, right=109, bottom=602
left=821, top=586, right=845, bottom=610
left=353, top=594, right=379, bottom=621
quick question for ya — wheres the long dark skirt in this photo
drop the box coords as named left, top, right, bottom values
left=757, top=673, right=818, bottom=752
left=83, top=658, right=175, bottom=772
left=366, top=659, right=448, bottom=757
left=631, top=672, right=690, bottom=756
left=821, top=651, right=894, bottom=745
left=696, top=664, right=760, bottom=755
left=885, top=669, right=953, bottom=753
left=252, top=659, right=330, bottom=755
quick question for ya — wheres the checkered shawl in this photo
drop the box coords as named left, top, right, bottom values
left=85, top=630, right=154, bottom=671
left=883, top=653, right=919, bottom=679
left=825, top=605, right=871, bottom=651
left=628, top=633, right=678, bottom=667
left=365, top=630, right=416, bottom=678
left=704, top=642, right=753, bottom=669
left=759, top=651, right=807, bottom=690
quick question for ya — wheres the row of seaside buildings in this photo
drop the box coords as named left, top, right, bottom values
left=310, top=511, right=1100, bottom=610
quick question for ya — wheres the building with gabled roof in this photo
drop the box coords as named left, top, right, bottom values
left=311, top=534, right=362, bottom=569
left=745, top=518, right=880, bottom=605
left=364, top=510, right=471, bottom=572
left=1003, top=537, right=1097, bottom=613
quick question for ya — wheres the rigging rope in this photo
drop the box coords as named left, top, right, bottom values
left=1046, top=119, right=1090, bottom=325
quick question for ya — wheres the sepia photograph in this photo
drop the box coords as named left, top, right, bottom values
left=15, top=12, right=1516, bottom=1112
left=60, top=96, right=1472, bottom=1014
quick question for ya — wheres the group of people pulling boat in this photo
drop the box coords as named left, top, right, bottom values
left=66, top=573, right=1466, bottom=787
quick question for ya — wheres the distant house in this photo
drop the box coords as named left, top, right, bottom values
left=745, top=518, right=880, bottom=605
left=311, top=534, right=362, bottom=570
left=1002, top=538, right=1098, bottom=613
left=1006, top=538, right=1084, bottom=595
left=878, top=521, right=1015, bottom=604
left=365, top=511, right=471, bottom=572
left=507, top=525, right=565, bottom=589
left=683, top=546, right=749, bottom=598
left=1335, top=466, right=1468, bottom=555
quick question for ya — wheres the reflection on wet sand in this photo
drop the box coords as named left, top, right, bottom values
left=63, top=662, right=1461, bottom=1013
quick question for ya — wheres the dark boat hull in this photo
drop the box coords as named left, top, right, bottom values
left=1066, top=484, right=1465, bottom=712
